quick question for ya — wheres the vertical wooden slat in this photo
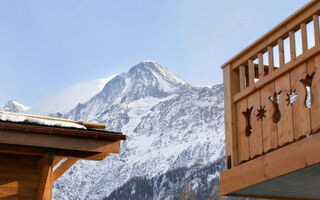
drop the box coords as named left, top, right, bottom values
left=237, top=99, right=250, bottom=163
left=268, top=46, right=274, bottom=73
left=290, top=63, right=311, bottom=140
left=289, top=31, right=296, bottom=61
left=239, top=66, right=246, bottom=90
left=278, top=38, right=285, bottom=67
left=275, top=74, right=294, bottom=146
left=307, top=55, right=320, bottom=133
left=261, top=82, right=278, bottom=153
left=223, top=64, right=240, bottom=168
left=248, top=91, right=263, bottom=158
left=313, top=15, right=320, bottom=46
left=248, top=59, right=255, bottom=85
left=301, top=23, right=308, bottom=52
left=258, top=53, right=264, bottom=78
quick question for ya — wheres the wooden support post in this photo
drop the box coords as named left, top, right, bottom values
left=313, top=15, right=320, bottom=46
left=37, top=153, right=54, bottom=200
left=289, top=31, right=296, bottom=61
left=53, top=156, right=64, bottom=168
left=239, top=65, right=246, bottom=90
left=223, top=64, right=240, bottom=169
left=52, top=158, right=78, bottom=183
left=248, top=59, right=255, bottom=85
left=258, top=53, right=264, bottom=77
left=278, top=38, right=285, bottom=67
left=301, top=23, right=308, bottom=52
left=268, top=46, right=274, bottom=72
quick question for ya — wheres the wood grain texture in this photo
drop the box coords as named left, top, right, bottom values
left=247, top=91, right=263, bottom=158
left=223, top=65, right=240, bottom=168
left=275, top=73, right=294, bottom=146
left=237, top=99, right=249, bottom=163
left=290, top=62, right=311, bottom=140
left=308, top=54, right=320, bottom=133
left=261, top=82, right=278, bottom=153
left=220, top=131, right=320, bottom=196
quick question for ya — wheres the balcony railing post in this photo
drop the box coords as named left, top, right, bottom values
left=223, top=64, right=240, bottom=169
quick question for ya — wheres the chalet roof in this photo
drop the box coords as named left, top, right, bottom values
left=0, top=111, right=127, bottom=141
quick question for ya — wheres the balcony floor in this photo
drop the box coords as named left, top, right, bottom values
left=220, top=132, right=320, bottom=200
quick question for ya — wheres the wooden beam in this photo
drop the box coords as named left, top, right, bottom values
left=239, top=66, right=246, bottom=90
left=248, top=59, right=255, bottom=85
left=0, top=129, right=121, bottom=153
left=53, top=156, right=63, bottom=168
left=52, top=158, right=78, bottom=183
left=301, top=23, right=308, bottom=52
left=220, top=131, right=320, bottom=196
left=223, top=64, right=240, bottom=169
left=258, top=53, right=264, bottom=77
left=313, top=14, right=320, bottom=46
left=268, top=46, right=274, bottom=73
left=289, top=31, right=296, bottom=61
left=37, top=153, right=54, bottom=200
left=0, top=143, right=115, bottom=160
left=278, top=38, right=285, bottom=67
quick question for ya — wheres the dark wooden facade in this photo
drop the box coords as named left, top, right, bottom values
left=0, top=119, right=126, bottom=199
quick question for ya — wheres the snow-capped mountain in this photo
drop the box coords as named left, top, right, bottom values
left=53, top=61, right=227, bottom=200
left=2, top=100, right=30, bottom=113
left=27, top=75, right=117, bottom=116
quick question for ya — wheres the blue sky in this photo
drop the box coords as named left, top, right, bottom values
left=0, top=0, right=309, bottom=107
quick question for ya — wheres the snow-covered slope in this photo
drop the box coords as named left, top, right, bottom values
left=27, top=75, right=117, bottom=116
left=54, top=61, right=226, bottom=200
left=2, top=100, right=30, bottom=113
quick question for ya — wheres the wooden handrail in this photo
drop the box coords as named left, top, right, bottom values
left=221, top=0, right=320, bottom=70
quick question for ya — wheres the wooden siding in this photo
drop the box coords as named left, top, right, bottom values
left=222, top=0, right=320, bottom=168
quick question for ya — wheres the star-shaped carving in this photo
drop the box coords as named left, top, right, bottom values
left=285, top=89, right=297, bottom=106
left=256, top=105, right=266, bottom=121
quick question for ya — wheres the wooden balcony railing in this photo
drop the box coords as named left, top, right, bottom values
left=222, top=0, right=320, bottom=169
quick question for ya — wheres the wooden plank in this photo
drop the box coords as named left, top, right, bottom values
left=258, top=53, right=264, bottom=77
left=289, top=31, right=296, bottom=61
left=313, top=15, right=320, bottom=46
left=301, top=23, right=308, bottom=52
left=307, top=54, right=320, bottom=133
left=290, top=62, right=311, bottom=140
left=237, top=99, right=249, bottom=163
left=221, top=0, right=320, bottom=70
left=37, top=153, right=54, bottom=200
left=261, top=82, right=278, bottom=153
left=268, top=46, right=274, bottom=73
left=0, top=130, right=121, bottom=153
left=220, top=130, right=320, bottom=196
left=53, top=156, right=63, bottom=168
left=275, top=73, right=294, bottom=146
left=239, top=65, right=246, bottom=90
left=247, top=91, right=263, bottom=158
left=223, top=65, right=240, bottom=168
left=52, top=158, right=78, bottom=183
left=248, top=59, right=255, bottom=85
left=278, top=38, right=285, bottom=67
left=233, top=44, right=320, bottom=103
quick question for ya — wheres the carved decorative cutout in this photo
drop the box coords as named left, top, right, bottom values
left=256, top=105, right=266, bottom=121
left=269, top=91, right=282, bottom=123
left=286, top=89, right=297, bottom=105
left=242, top=106, right=253, bottom=137
left=300, top=72, right=315, bottom=108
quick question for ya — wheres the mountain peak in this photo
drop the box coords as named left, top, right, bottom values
left=2, top=100, right=29, bottom=113
left=129, top=61, right=186, bottom=86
